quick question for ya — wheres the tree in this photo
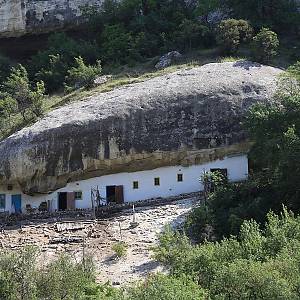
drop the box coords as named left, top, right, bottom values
left=0, top=95, right=18, bottom=120
left=35, top=54, right=66, bottom=93
left=101, top=24, right=136, bottom=64
left=37, top=254, right=96, bottom=300
left=127, top=274, right=207, bottom=300
left=4, top=64, right=45, bottom=120
left=65, top=56, right=102, bottom=90
left=30, top=81, right=46, bottom=118
left=278, top=61, right=300, bottom=97
left=225, top=0, right=300, bottom=32
left=0, top=54, right=12, bottom=83
left=176, top=19, right=208, bottom=51
left=216, top=19, right=253, bottom=54
left=4, top=64, right=33, bottom=120
left=0, top=95, right=18, bottom=135
left=252, top=28, right=279, bottom=63
left=0, top=246, right=39, bottom=300
left=155, top=207, right=300, bottom=299
left=29, top=33, right=100, bottom=92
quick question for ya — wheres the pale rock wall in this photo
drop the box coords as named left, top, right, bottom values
left=0, top=0, right=103, bottom=37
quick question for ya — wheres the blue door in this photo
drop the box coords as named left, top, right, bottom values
left=12, top=194, right=22, bottom=213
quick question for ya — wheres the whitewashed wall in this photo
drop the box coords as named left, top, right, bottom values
left=1, top=154, right=248, bottom=214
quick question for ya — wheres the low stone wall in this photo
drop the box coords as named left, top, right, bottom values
left=0, top=192, right=201, bottom=227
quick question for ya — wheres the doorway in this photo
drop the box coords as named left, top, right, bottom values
left=106, top=186, right=116, bottom=203
left=58, top=192, right=67, bottom=211
left=12, top=194, right=22, bottom=214
left=106, top=185, right=124, bottom=204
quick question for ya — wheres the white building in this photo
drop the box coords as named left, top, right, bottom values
left=0, top=154, right=248, bottom=214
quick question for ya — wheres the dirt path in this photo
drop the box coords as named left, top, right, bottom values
left=0, top=198, right=197, bottom=285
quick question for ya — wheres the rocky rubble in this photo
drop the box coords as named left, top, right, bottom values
left=0, top=197, right=198, bottom=285
left=155, top=51, right=182, bottom=69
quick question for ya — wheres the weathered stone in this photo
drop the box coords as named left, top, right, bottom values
left=0, top=0, right=104, bottom=38
left=0, top=61, right=282, bottom=194
left=93, top=75, right=112, bottom=86
left=155, top=51, right=182, bottom=69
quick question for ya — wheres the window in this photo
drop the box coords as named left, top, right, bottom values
left=133, top=181, right=139, bottom=189
left=0, top=194, right=5, bottom=209
left=154, top=177, right=160, bottom=186
left=74, top=191, right=83, bottom=200
left=177, top=174, right=183, bottom=182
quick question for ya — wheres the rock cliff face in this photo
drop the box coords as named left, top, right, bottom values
left=0, top=0, right=103, bottom=37
left=1, top=0, right=300, bottom=38
left=0, top=62, right=282, bottom=194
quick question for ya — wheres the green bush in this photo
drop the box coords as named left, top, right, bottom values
left=127, top=274, right=207, bottom=300
left=185, top=205, right=215, bottom=242
left=112, top=242, right=128, bottom=258
left=37, top=254, right=96, bottom=300
left=216, top=19, right=253, bottom=54
left=4, top=64, right=45, bottom=121
left=101, top=24, right=138, bottom=65
left=0, top=95, right=18, bottom=120
left=252, top=28, right=279, bottom=62
left=29, top=33, right=100, bottom=92
left=65, top=56, right=102, bottom=90
left=0, top=246, right=39, bottom=300
left=0, top=247, right=106, bottom=300
left=155, top=208, right=300, bottom=299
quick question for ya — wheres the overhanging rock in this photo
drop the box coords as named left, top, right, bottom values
left=0, top=61, right=282, bottom=193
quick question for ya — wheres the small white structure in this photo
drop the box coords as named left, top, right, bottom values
left=0, top=154, right=248, bottom=214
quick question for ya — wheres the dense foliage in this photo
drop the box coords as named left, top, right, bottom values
left=0, top=246, right=207, bottom=300
left=154, top=208, right=300, bottom=299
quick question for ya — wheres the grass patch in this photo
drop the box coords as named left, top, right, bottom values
left=217, top=56, right=246, bottom=63
left=112, top=242, right=128, bottom=259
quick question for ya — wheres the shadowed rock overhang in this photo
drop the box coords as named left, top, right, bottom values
left=0, top=61, right=282, bottom=194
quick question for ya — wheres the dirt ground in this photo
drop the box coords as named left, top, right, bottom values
left=0, top=198, right=197, bottom=285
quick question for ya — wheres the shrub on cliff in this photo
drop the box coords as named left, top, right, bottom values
left=216, top=19, right=253, bottom=54
left=252, top=28, right=279, bottom=63
left=30, top=33, right=100, bottom=93
left=4, top=64, right=46, bottom=121
left=65, top=56, right=102, bottom=91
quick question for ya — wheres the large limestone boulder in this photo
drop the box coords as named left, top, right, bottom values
left=0, top=61, right=282, bottom=194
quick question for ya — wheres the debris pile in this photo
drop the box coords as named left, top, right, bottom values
left=0, top=197, right=198, bottom=285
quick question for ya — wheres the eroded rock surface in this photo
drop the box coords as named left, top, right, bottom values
left=0, top=61, right=282, bottom=193
left=0, top=0, right=103, bottom=37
